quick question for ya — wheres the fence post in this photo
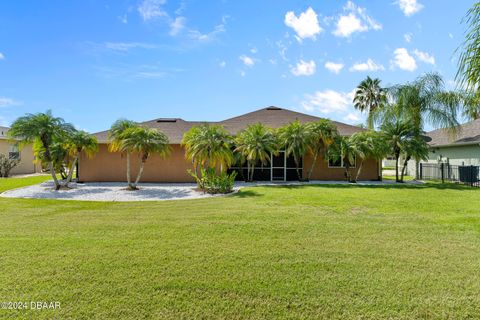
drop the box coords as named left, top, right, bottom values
left=441, top=162, right=444, bottom=183
left=420, top=163, right=423, bottom=180
left=471, top=165, right=474, bottom=187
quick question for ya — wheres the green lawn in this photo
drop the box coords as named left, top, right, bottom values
left=0, top=178, right=479, bottom=319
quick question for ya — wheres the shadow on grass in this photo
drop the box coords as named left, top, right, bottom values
left=269, top=182, right=477, bottom=191
left=230, top=190, right=262, bottom=198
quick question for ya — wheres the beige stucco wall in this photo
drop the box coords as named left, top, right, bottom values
left=303, top=153, right=380, bottom=181
left=79, top=143, right=380, bottom=182
left=0, top=140, right=38, bottom=175
left=79, top=144, right=195, bottom=182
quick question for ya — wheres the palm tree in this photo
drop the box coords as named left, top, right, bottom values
left=278, top=120, right=311, bottom=180
left=456, top=1, right=480, bottom=93
left=305, top=120, right=338, bottom=180
left=327, top=135, right=362, bottom=183
left=109, top=119, right=139, bottom=187
left=350, top=131, right=388, bottom=182
left=181, top=124, right=234, bottom=172
left=119, top=127, right=171, bottom=190
left=399, top=136, right=429, bottom=182
left=64, top=130, right=99, bottom=184
left=380, top=118, right=416, bottom=182
left=8, top=111, right=74, bottom=190
left=353, top=76, right=387, bottom=129
left=388, top=73, right=460, bottom=178
left=235, top=123, right=278, bottom=182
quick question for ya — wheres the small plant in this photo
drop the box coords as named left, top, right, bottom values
left=0, top=154, right=20, bottom=177
left=189, top=168, right=237, bottom=194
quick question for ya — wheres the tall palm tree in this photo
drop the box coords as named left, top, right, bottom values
left=327, top=135, right=362, bottom=183
left=119, top=127, right=171, bottom=190
left=456, top=1, right=480, bottom=93
left=350, top=131, right=388, bottom=182
left=389, top=73, right=460, bottom=178
left=353, top=76, right=387, bottom=129
left=278, top=120, right=311, bottom=180
left=8, top=111, right=74, bottom=190
left=181, top=124, right=234, bottom=172
left=235, top=123, right=278, bottom=182
left=64, top=130, right=99, bottom=184
left=305, top=119, right=338, bottom=180
left=109, top=119, right=138, bottom=187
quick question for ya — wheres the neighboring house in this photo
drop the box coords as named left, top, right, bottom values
left=0, top=126, right=39, bottom=175
left=407, top=118, right=480, bottom=175
left=80, top=107, right=381, bottom=182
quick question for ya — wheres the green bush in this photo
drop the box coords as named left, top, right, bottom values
left=0, top=154, right=20, bottom=177
left=189, top=168, right=237, bottom=194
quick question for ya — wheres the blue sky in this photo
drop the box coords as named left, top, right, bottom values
left=0, top=0, right=475, bottom=132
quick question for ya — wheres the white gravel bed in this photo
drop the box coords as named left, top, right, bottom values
left=0, top=181, right=231, bottom=202
left=0, top=179, right=422, bottom=202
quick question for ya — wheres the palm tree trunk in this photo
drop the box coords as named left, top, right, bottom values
left=250, top=161, right=255, bottom=182
left=131, top=161, right=145, bottom=190
left=295, top=157, right=302, bottom=181
left=355, top=159, right=364, bottom=182
left=126, top=152, right=132, bottom=189
left=49, top=161, right=61, bottom=190
left=65, top=153, right=79, bottom=185
left=395, top=155, right=400, bottom=182
left=307, top=150, right=319, bottom=180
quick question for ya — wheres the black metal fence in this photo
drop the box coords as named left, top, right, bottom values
left=419, top=163, right=480, bottom=188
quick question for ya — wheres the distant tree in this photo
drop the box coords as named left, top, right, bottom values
left=235, top=123, right=278, bottom=182
left=119, top=127, right=171, bottom=190
left=353, top=76, right=387, bottom=129
left=0, top=154, right=19, bottom=177
left=278, top=120, right=311, bottom=180
left=8, top=111, right=74, bottom=190
left=305, top=120, right=338, bottom=180
left=109, top=119, right=139, bottom=188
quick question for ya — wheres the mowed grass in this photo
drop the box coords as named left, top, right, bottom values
left=0, top=178, right=479, bottom=319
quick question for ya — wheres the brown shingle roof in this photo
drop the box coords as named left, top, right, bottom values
left=427, top=118, right=480, bottom=147
left=94, top=106, right=365, bottom=144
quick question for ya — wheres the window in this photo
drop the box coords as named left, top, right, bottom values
left=8, top=144, right=20, bottom=160
left=328, top=156, right=356, bottom=168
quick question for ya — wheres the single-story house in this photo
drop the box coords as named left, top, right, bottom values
left=0, top=126, right=40, bottom=175
left=407, top=118, right=480, bottom=175
left=79, top=107, right=381, bottom=182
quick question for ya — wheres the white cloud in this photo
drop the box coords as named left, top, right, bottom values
left=302, top=89, right=355, bottom=114
left=398, top=0, right=424, bottom=17
left=239, top=55, right=255, bottom=67
left=414, top=49, right=435, bottom=65
left=324, top=61, right=344, bottom=74
left=219, top=61, right=226, bottom=68
left=188, top=24, right=225, bottom=42
left=291, top=60, right=316, bottom=76
left=344, top=112, right=361, bottom=122
left=169, top=16, right=186, bottom=36
left=284, top=7, right=322, bottom=41
left=404, top=33, right=412, bottom=43
left=250, top=47, right=258, bottom=54
left=391, top=48, right=417, bottom=71
left=103, top=42, right=157, bottom=52
left=0, top=97, right=20, bottom=107
left=333, top=1, right=382, bottom=38
left=349, top=59, right=384, bottom=72
left=0, top=52, right=4, bottom=60
left=138, top=0, right=167, bottom=21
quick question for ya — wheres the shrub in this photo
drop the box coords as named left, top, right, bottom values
left=189, top=168, right=237, bottom=194
left=0, top=154, right=20, bottom=177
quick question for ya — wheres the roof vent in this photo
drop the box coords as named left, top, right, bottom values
left=156, top=118, right=177, bottom=123
left=266, top=106, right=281, bottom=110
